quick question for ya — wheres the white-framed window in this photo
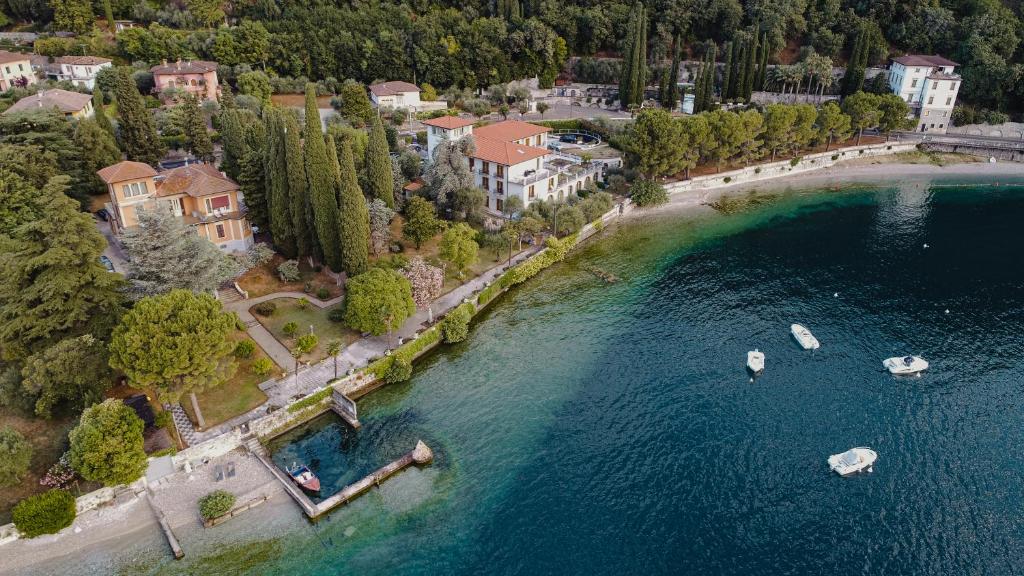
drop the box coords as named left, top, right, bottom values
left=911, top=79, right=918, bottom=88
left=121, top=181, right=148, bottom=198
left=946, top=97, right=952, bottom=106
left=932, top=81, right=938, bottom=89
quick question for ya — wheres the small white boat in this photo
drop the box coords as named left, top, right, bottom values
left=828, top=447, right=878, bottom=476
left=790, top=324, right=820, bottom=350
left=883, top=355, right=929, bottom=375
left=746, top=349, right=765, bottom=374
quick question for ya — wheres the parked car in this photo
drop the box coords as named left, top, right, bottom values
left=95, top=208, right=110, bottom=221
left=99, top=255, right=115, bottom=272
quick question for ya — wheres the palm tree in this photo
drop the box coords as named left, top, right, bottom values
left=327, top=339, right=342, bottom=379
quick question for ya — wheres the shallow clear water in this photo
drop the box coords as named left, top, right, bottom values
left=21, top=177, right=1024, bottom=575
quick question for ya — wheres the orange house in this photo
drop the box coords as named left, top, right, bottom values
left=150, top=59, right=220, bottom=101
left=97, top=161, right=253, bottom=252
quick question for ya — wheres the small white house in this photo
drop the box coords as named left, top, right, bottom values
left=888, top=54, right=961, bottom=134
left=0, top=50, right=36, bottom=91
left=369, top=81, right=421, bottom=109
left=55, top=55, right=112, bottom=90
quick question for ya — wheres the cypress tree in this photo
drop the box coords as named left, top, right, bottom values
left=114, top=67, right=165, bottom=166
left=756, top=33, right=769, bottom=91
left=730, top=42, right=745, bottom=99
left=665, top=35, right=680, bottom=110
left=842, top=28, right=868, bottom=96
left=219, top=108, right=244, bottom=179
left=181, top=94, right=213, bottom=162
left=618, top=2, right=640, bottom=109
left=742, top=32, right=758, bottom=101
left=703, top=46, right=717, bottom=110
left=332, top=136, right=370, bottom=277
left=283, top=113, right=314, bottom=259
left=633, top=3, right=647, bottom=107
left=92, top=87, right=114, bottom=137
left=721, top=41, right=734, bottom=101
left=264, top=109, right=296, bottom=257
left=365, top=116, right=394, bottom=209
left=304, top=84, right=342, bottom=272
left=220, top=83, right=236, bottom=109
left=238, top=121, right=269, bottom=232
left=103, top=0, right=114, bottom=29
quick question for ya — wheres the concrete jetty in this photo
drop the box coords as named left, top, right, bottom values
left=251, top=439, right=433, bottom=519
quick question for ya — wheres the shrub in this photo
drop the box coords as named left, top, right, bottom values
left=69, top=400, right=146, bottom=486
left=754, top=167, right=762, bottom=174
left=723, top=176, right=732, bottom=183
left=295, top=333, right=319, bottom=354
left=12, top=490, right=76, bottom=538
left=277, top=260, right=301, bottom=282
left=286, top=387, right=332, bottom=413
left=297, top=297, right=310, bottom=310
left=790, top=156, right=802, bottom=167
left=0, top=426, right=32, bottom=487
left=630, top=179, right=668, bottom=207
left=441, top=304, right=473, bottom=344
left=328, top=307, right=345, bottom=322
left=384, top=356, right=412, bottom=384
left=316, top=287, right=330, bottom=300
left=154, top=411, right=172, bottom=429
left=233, top=340, right=256, bottom=359
left=251, top=358, right=273, bottom=376
left=246, top=243, right=275, bottom=268
left=198, top=490, right=236, bottom=520
left=831, top=154, right=839, bottom=161
left=253, top=301, right=276, bottom=316
left=282, top=322, right=298, bottom=336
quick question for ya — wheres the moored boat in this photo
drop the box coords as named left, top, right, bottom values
left=747, top=349, right=765, bottom=374
left=883, top=355, right=929, bottom=375
left=287, top=464, right=321, bottom=492
left=828, top=447, right=878, bottom=476
left=790, top=323, right=820, bottom=350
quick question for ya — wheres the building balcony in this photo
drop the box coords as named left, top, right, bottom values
left=182, top=209, right=244, bottom=225
left=509, top=168, right=553, bottom=186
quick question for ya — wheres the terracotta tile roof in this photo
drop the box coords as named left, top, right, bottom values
left=0, top=50, right=30, bottom=65
left=472, top=120, right=550, bottom=143
left=156, top=163, right=238, bottom=198
left=471, top=139, right=549, bottom=166
left=56, top=55, right=112, bottom=66
left=892, top=54, right=958, bottom=68
left=403, top=180, right=423, bottom=192
left=422, top=116, right=475, bottom=129
left=369, top=81, right=420, bottom=96
left=5, top=89, right=91, bottom=115
left=97, top=161, right=158, bottom=184
left=150, top=60, right=218, bottom=75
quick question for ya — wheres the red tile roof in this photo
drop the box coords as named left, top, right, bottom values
left=5, top=89, right=91, bottom=115
left=0, top=50, right=30, bottom=65
left=471, top=139, right=549, bottom=166
left=403, top=180, right=424, bottom=192
left=892, top=54, right=958, bottom=68
left=369, top=81, right=420, bottom=97
left=97, top=161, right=158, bottom=184
left=156, top=163, right=238, bottom=198
left=56, top=55, right=112, bottom=66
left=422, top=116, right=475, bottom=129
left=472, top=120, right=550, bottom=143
left=150, top=60, right=218, bottom=75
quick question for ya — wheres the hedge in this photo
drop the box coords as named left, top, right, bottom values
left=366, top=326, right=441, bottom=379
left=198, top=490, right=236, bottom=520
left=440, top=303, right=474, bottom=343
left=12, top=489, right=76, bottom=538
left=286, top=387, right=333, bottom=414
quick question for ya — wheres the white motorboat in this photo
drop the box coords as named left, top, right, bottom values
left=746, top=349, right=765, bottom=374
left=828, top=447, right=878, bottom=476
left=790, top=324, right=820, bottom=350
left=883, top=355, right=929, bottom=375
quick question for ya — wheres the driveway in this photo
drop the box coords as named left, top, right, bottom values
left=95, top=217, right=129, bottom=273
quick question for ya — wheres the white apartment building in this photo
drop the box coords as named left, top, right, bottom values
left=422, top=117, right=602, bottom=214
left=54, top=56, right=112, bottom=90
left=888, top=55, right=960, bottom=134
left=0, top=50, right=36, bottom=91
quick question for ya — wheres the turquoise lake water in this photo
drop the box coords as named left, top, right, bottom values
left=20, top=176, right=1024, bottom=575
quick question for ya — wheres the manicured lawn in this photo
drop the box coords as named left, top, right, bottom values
left=181, top=332, right=279, bottom=430
left=237, top=255, right=342, bottom=299
left=251, top=298, right=359, bottom=363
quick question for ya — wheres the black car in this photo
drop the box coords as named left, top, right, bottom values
left=95, top=208, right=110, bottom=221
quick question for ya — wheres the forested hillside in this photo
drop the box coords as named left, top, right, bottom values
left=3, top=0, right=1023, bottom=113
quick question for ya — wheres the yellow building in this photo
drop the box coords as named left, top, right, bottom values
left=0, top=50, right=35, bottom=91
left=97, top=161, right=254, bottom=253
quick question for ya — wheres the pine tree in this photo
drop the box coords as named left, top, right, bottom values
left=365, top=116, right=394, bottom=209
left=283, top=113, right=313, bottom=258
left=237, top=121, right=269, bottom=232
left=721, top=41, right=734, bottom=101
left=303, top=84, right=342, bottom=272
left=665, top=35, right=680, bottom=110
left=114, top=68, right=165, bottom=166
left=263, top=109, right=296, bottom=257
left=92, top=88, right=114, bottom=137
left=181, top=94, right=213, bottom=162
left=332, top=136, right=369, bottom=277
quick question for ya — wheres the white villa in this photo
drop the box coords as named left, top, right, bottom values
left=423, top=117, right=603, bottom=214
left=369, top=81, right=421, bottom=109
left=888, top=54, right=961, bottom=134
left=54, top=55, right=112, bottom=90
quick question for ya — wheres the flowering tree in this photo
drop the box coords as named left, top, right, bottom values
left=402, top=257, right=443, bottom=309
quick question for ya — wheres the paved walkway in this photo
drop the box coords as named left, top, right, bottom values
left=190, top=249, right=539, bottom=443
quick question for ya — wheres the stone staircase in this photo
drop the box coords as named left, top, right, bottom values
left=217, top=283, right=245, bottom=305
left=169, top=404, right=199, bottom=447
left=243, top=437, right=267, bottom=457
